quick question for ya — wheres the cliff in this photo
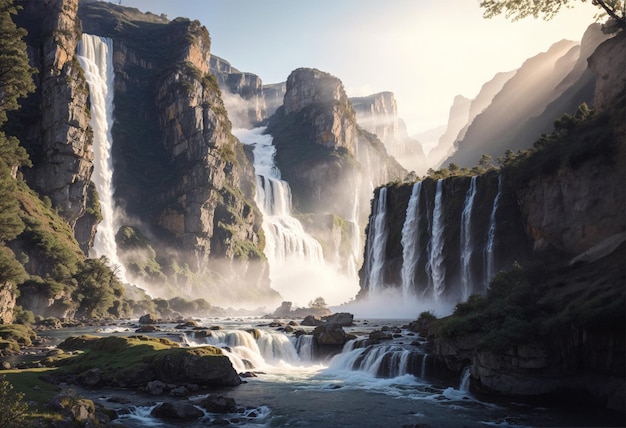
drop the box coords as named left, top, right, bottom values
left=210, top=55, right=267, bottom=128
left=379, top=31, right=626, bottom=411
left=351, top=92, right=427, bottom=174
left=268, top=68, right=407, bottom=221
left=76, top=0, right=276, bottom=305
left=12, top=0, right=97, bottom=252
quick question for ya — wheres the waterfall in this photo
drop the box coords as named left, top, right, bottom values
left=236, top=128, right=323, bottom=269
left=202, top=329, right=301, bottom=371
left=420, top=354, right=429, bottom=379
left=484, top=175, right=502, bottom=286
left=363, top=187, right=389, bottom=295
left=294, top=335, right=315, bottom=362
left=426, top=180, right=445, bottom=302
left=400, top=182, right=422, bottom=299
left=326, top=342, right=423, bottom=378
left=78, top=34, right=126, bottom=281
left=459, top=176, right=478, bottom=300
left=235, top=127, right=362, bottom=306
left=459, top=366, right=471, bottom=393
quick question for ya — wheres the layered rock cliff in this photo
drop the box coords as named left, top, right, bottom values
left=210, top=55, right=267, bottom=128
left=351, top=92, right=427, bottom=174
left=75, top=1, right=276, bottom=305
left=13, top=0, right=96, bottom=252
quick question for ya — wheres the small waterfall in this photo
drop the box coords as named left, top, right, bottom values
left=420, top=354, right=429, bottom=379
left=363, top=187, right=389, bottom=295
left=78, top=34, right=126, bottom=281
left=426, top=180, right=445, bottom=301
left=235, top=127, right=324, bottom=269
left=294, top=335, right=315, bottom=362
left=459, top=176, right=478, bottom=300
left=484, top=175, right=503, bottom=286
left=203, top=329, right=301, bottom=371
left=326, top=343, right=423, bottom=378
left=459, top=366, right=471, bottom=393
left=400, top=182, right=422, bottom=299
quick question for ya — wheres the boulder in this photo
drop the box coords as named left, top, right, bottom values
left=323, top=312, right=354, bottom=326
left=199, top=394, right=237, bottom=413
left=369, top=330, right=393, bottom=342
left=77, top=368, right=102, bottom=387
left=136, top=325, right=159, bottom=333
left=150, top=402, right=204, bottom=420
left=302, top=315, right=323, bottom=326
left=146, top=380, right=167, bottom=395
left=139, top=314, right=158, bottom=324
left=313, top=323, right=347, bottom=345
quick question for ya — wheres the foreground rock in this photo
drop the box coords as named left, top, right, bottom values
left=53, top=335, right=241, bottom=390
left=151, top=402, right=204, bottom=421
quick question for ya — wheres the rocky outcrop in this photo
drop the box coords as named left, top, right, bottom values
left=351, top=92, right=426, bottom=174
left=0, top=283, right=16, bottom=324
left=14, top=0, right=96, bottom=251
left=268, top=68, right=406, bottom=221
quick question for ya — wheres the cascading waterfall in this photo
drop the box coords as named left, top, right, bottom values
left=235, top=128, right=324, bottom=268
left=400, top=182, right=422, bottom=299
left=426, top=180, right=445, bottom=301
left=326, top=340, right=427, bottom=379
left=363, top=187, right=389, bottom=295
left=234, top=127, right=363, bottom=306
left=484, top=175, right=502, bottom=286
left=78, top=34, right=127, bottom=281
left=459, top=176, right=478, bottom=300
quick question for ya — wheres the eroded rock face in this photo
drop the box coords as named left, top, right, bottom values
left=588, top=32, right=626, bottom=112
left=15, top=0, right=96, bottom=251
left=0, top=283, right=16, bottom=324
left=517, top=155, right=625, bottom=256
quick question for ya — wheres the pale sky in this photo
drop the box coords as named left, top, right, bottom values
left=116, top=0, right=599, bottom=135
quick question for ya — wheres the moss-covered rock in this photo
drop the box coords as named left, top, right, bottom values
left=54, top=334, right=240, bottom=387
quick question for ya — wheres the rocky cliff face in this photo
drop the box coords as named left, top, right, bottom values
left=351, top=92, right=426, bottom=174
left=393, top=30, right=626, bottom=412
left=0, top=283, right=16, bottom=324
left=210, top=55, right=267, bottom=128
left=77, top=1, right=275, bottom=305
left=13, top=0, right=97, bottom=252
left=268, top=68, right=406, bottom=221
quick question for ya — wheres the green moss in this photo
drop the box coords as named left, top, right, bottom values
left=0, top=324, right=37, bottom=348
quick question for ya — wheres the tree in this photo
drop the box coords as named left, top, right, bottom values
left=309, top=297, right=327, bottom=309
left=480, top=0, right=625, bottom=31
left=0, top=0, right=36, bottom=126
left=0, top=376, right=28, bottom=428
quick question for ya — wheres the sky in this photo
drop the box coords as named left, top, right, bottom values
left=117, top=0, right=599, bottom=135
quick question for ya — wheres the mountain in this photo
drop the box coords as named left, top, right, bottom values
left=442, top=24, right=609, bottom=168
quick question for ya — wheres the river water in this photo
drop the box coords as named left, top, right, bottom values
left=32, top=318, right=621, bottom=427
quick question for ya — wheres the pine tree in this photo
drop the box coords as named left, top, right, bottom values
left=0, top=0, right=35, bottom=126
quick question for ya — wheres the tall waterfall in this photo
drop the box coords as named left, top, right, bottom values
left=426, top=180, right=445, bottom=302
left=363, top=187, right=389, bottom=295
left=400, top=182, right=422, bottom=299
left=236, top=128, right=358, bottom=306
left=484, top=175, right=502, bottom=285
left=78, top=34, right=126, bottom=281
left=459, top=176, right=478, bottom=300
